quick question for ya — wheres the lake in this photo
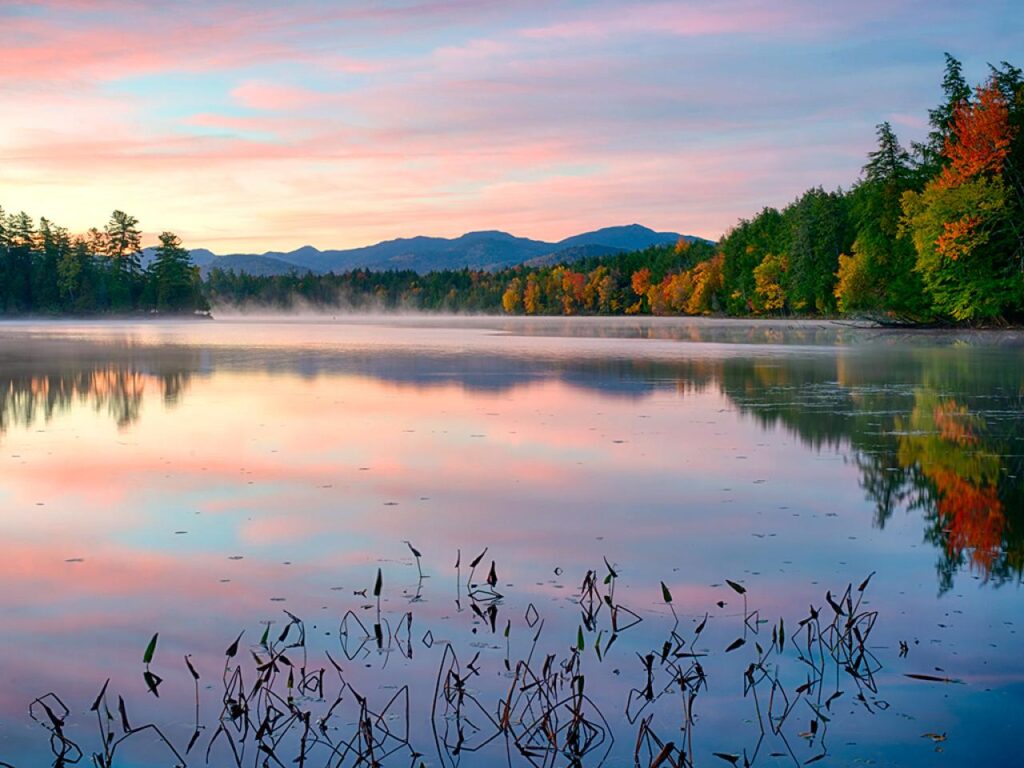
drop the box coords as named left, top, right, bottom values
left=0, top=316, right=1021, bottom=767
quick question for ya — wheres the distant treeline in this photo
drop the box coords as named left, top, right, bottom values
left=203, top=241, right=718, bottom=314
left=3, top=55, right=1022, bottom=322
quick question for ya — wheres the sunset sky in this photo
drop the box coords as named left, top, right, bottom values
left=2, top=0, right=1021, bottom=251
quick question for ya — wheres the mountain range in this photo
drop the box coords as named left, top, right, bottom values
left=143, top=224, right=706, bottom=277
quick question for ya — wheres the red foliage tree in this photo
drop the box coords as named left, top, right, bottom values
left=938, top=79, right=1013, bottom=188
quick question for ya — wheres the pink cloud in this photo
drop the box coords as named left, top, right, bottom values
left=231, top=80, right=332, bottom=111
left=521, top=1, right=824, bottom=41
left=0, top=0, right=986, bottom=250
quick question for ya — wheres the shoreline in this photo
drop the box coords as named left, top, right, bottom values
left=2, top=311, right=1022, bottom=333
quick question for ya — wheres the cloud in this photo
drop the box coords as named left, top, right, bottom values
left=231, top=80, right=333, bottom=111
left=1, top=0, right=1021, bottom=249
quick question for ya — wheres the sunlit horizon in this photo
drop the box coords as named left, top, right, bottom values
left=3, top=0, right=1021, bottom=252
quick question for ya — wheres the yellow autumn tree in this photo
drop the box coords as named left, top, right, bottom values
left=833, top=247, right=873, bottom=313
left=753, top=252, right=787, bottom=312
left=686, top=253, right=724, bottom=315
left=501, top=278, right=523, bottom=314
left=523, top=275, right=541, bottom=314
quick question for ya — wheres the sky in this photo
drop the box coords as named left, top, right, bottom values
left=1, top=0, right=1021, bottom=252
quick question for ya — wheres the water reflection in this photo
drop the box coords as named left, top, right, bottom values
left=1, top=320, right=1023, bottom=766
left=0, top=339, right=197, bottom=430
left=2, top=328, right=1019, bottom=592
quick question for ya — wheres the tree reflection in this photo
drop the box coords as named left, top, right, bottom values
left=0, top=347, right=196, bottom=431
left=717, top=347, right=1023, bottom=592
left=0, top=333, right=1019, bottom=592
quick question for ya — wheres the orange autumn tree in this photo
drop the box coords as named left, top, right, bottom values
left=938, top=82, right=1013, bottom=188
left=632, top=253, right=725, bottom=316
left=628, top=267, right=652, bottom=314
left=901, top=78, right=1022, bottom=320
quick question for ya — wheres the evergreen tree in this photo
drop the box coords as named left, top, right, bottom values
left=915, top=53, right=972, bottom=176
left=33, top=218, right=69, bottom=311
left=838, top=123, right=927, bottom=317
left=104, top=210, right=143, bottom=310
left=150, top=231, right=205, bottom=311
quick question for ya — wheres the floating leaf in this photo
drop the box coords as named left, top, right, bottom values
left=905, top=673, right=962, bottom=684
left=89, top=679, right=110, bottom=712
left=725, top=637, right=746, bottom=653
left=225, top=631, right=244, bottom=658
left=117, top=696, right=131, bottom=733
left=826, top=591, right=844, bottom=616
left=725, top=579, right=746, bottom=595
left=469, top=548, right=487, bottom=569
left=143, top=633, right=158, bottom=665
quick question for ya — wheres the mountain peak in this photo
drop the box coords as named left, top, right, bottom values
left=458, top=230, right=518, bottom=241
left=190, top=223, right=695, bottom=276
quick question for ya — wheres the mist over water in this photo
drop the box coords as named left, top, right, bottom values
left=0, top=317, right=1021, bottom=766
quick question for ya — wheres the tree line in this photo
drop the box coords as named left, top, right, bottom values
left=203, top=55, right=1024, bottom=323
left=714, top=55, right=1023, bottom=323
left=3, top=55, right=1021, bottom=323
left=0, top=209, right=207, bottom=314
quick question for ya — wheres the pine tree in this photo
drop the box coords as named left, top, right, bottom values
left=150, top=231, right=204, bottom=311
left=915, top=53, right=972, bottom=176
left=104, top=210, right=143, bottom=310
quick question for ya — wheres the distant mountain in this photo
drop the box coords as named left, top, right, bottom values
left=151, top=224, right=710, bottom=276
left=142, top=247, right=301, bottom=277
left=203, top=254, right=301, bottom=276
left=554, top=224, right=685, bottom=251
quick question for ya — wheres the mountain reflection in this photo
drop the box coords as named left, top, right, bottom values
left=0, top=332, right=1020, bottom=591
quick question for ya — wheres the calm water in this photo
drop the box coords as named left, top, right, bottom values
left=0, top=316, right=1021, bottom=767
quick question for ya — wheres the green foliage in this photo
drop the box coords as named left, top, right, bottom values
left=0, top=208, right=206, bottom=316
left=720, top=207, right=787, bottom=314
left=150, top=232, right=208, bottom=312
left=841, top=125, right=929, bottom=318
left=785, top=187, right=851, bottom=313
left=901, top=177, right=1019, bottom=320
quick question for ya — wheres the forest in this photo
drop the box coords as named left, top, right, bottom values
left=0, top=210, right=207, bottom=314
left=1, top=55, right=1021, bottom=323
